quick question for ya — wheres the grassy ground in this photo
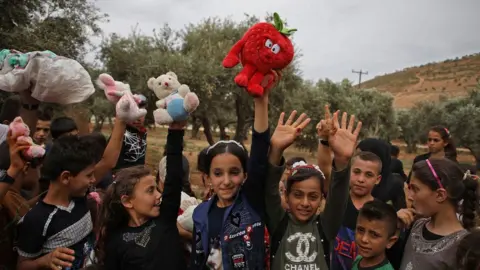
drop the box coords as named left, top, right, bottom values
left=112, top=127, right=476, bottom=196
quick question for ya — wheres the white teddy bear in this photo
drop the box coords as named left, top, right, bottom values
left=147, top=71, right=199, bottom=125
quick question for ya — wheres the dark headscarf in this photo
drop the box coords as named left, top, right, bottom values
left=357, top=138, right=392, bottom=202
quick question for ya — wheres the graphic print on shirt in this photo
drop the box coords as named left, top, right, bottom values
left=122, top=222, right=156, bottom=247
left=71, top=233, right=95, bottom=269
left=284, top=232, right=320, bottom=270
left=331, top=226, right=357, bottom=270
left=207, top=237, right=223, bottom=270
left=123, top=129, right=146, bottom=162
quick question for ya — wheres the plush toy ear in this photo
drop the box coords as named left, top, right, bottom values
left=147, top=77, right=156, bottom=90
left=97, top=73, right=115, bottom=89
left=166, top=72, right=178, bottom=80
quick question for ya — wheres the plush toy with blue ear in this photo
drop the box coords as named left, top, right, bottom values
left=147, top=71, right=199, bottom=125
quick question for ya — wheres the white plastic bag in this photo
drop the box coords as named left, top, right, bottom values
left=0, top=51, right=95, bottom=104
left=177, top=204, right=197, bottom=232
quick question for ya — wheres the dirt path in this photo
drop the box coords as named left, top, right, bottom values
left=406, top=73, right=425, bottom=92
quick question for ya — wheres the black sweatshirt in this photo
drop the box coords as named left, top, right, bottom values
left=104, top=129, right=186, bottom=270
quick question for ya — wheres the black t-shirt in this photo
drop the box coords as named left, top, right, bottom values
left=422, top=224, right=443, bottom=241
left=114, top=125, right=147, bottom=171
left=104, top=129, right=186, bottom=270
left=104, top=217, right=185, bottom=270
left=16, top=196, right=95, bottom=269
left=204, top=201, right=228, bottom=269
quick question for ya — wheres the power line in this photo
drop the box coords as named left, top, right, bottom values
left=352, top=69, right=368, bottom=89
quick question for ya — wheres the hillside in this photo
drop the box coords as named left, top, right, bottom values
left=361, top=53, right=480, bottom=108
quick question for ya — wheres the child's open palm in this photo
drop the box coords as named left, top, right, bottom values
left=271, top=110, right=311, bottom=151
left=327, top=110, right=362, bottom=161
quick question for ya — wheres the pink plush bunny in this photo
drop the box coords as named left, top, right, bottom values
left=9, top=117, right=46, bottom=159
left=95, top=74, right=147, bottom=122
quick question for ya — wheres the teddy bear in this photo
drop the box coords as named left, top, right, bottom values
left=96, top=73, right=147, bottom=123
left=147, top=71, right=199, bottom=125
left=9, top=117, right=46, bottom=160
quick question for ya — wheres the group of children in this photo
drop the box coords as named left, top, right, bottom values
left=0, top=79, right=480, bottom=270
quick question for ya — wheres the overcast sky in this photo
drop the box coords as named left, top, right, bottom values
left=93, top=0, right=480, bottom=83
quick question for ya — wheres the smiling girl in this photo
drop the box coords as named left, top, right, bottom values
left=266, top=109, right=362, bottom=270
left=96, top=122, right=187, bottom=270
left=190, top=86, right=271, bottom=269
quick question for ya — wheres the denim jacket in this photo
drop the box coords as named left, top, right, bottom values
left=190, top=129, right=270, bottom=270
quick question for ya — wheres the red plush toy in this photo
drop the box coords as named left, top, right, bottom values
left=222, top=12, right=297, bottom=96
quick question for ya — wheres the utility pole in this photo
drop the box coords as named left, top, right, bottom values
left=352, top=69, right=368, bottom=89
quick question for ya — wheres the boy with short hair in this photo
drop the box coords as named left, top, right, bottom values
left=50, top=116, right=78, bottom=140
left=352, top=200, right=398, bottom=270
left=16, top=135, right=97, bottom=270
left=331, top=151, right=383, bottom=270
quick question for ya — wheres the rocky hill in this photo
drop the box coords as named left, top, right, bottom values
left=361, top=53, right=480, bottom=108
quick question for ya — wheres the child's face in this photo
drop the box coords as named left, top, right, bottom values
left=427, top=131, right=447, bottom=154
left=125, top=175, right=162, bottom=219
left=408, top=175, right=445, bottom=217
left=355, top=216, right=397, bottom=259
left=65, top=164, right=96, bottom=197
left=350, top=159, right=381, bottom=197
left=207, top=153, right=246, bottom=204
left=286, top=177, right=323, bottom=222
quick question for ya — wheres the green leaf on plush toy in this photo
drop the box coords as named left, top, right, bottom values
left=272, top=12, right=297, bottom=37
left=273, top=12, right=284, bottom=31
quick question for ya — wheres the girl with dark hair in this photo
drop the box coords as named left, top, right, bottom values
left=265, top=109, right=362, bottom=270
left=96, top=121, right=187, bottom=270
left=398, top=158, right=479, bottom=270
left=456, top=229, right=480, bottom=270
left=190, top=90, right=269, bottom=269
left=196, top=147, right=214, bottom=201
left=407, top=125, right=457, bottom=182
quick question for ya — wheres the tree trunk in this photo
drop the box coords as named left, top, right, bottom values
left=94, top=116, right=105, bottom=132
left=201, top=117, right=215, bottom=145
left=218, top=120, right=228, bottom=140
left=405, top=139, right=417, bottom=154
left=234, top=95, right=246, bottom=142
left=466, top=147, right=480, bottom=170
left=190, top=116, right=201, bottom=139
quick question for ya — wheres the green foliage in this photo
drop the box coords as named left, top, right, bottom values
left=1, top=0, right=108, bottom=60
left=396, top=84, right=480, bottom=164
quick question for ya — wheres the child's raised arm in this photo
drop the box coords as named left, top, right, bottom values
left=93, top=119, right=126, bottom=182
left=159, top=121, right=186, bottom=223
left=242, top=72, right=281, bottom=212
left=265, top=111, right=310, bottom=232
left=320, top=110, right=362, bottom=240
left=242, top=91, right=270, bottom=212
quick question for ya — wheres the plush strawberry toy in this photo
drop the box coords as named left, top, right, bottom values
left=222, top=12, right=297, bottom=96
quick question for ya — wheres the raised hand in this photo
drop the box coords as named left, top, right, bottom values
left=271, top=110, right=311, bottom=151
left=255, top=70, right=282, bottom=102
left=328, top=111, right=362, bottom=166
left=316, top=104, right=336, bottom=139
left=6, top=130, right=30, bottom=176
